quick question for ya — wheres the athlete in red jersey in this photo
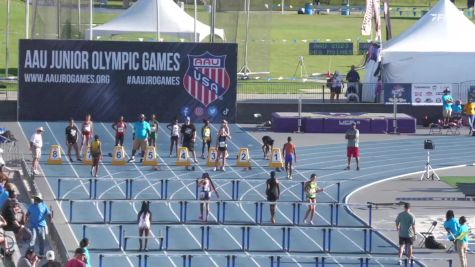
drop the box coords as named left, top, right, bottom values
left=112, top=116, right=127, bottom=146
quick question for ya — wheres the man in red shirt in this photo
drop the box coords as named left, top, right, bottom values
left=66, top=248, right=86, bottom=267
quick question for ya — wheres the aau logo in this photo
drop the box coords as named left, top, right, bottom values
left=183, top=52, right=230, bottom=107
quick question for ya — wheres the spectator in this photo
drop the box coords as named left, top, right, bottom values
left=128, top=114, right=151, bottom=163
left=167, top=118, right=180, bottom=158
left=80, top=115, right=93, bottom=157
left=66, top=248, right=86, bottom=267
left=395, top=202, right=416, bottom=265
left=29, top=127, right=44, bottom=175
left=265, top=171, right=280, bottom=224
left=442, top=89, right=454, bottom=125
left=137, top=201, right=152, bottom=251
left=148, top=114, right=159, bottom=148
left=111, top=116, right=127, bottom=147
left=214, top=127, right=230, bottom=172
left=0, top=181, right=9, bottom=212
left=261, top=136, right=274, bottom=160
left=346, top=65, right=360, bottom=95
left=200, top=119, right=212, bottom=159
left=345, top=122, right=360, bottom=171
left=41, top=250, right=61, bottom=267
left=452, top=100, right=463, bottom=119
left=455, top=216, right=469, bottom=267
left=444, top=210, right=460, bottom=251
left=303, top=174, right=323, bottom=225
left=0, top=150, right=16, bottom=174
left=26, top=194, right=51, bottom=256
left=0, top=215, right=13, bottom=256
left=79, top=238, right=91, bottom=267
left=330, top=71, right=343, bottom=103
left=463, top=99, right=475, bottom=135
left=2, top=189, right=28, bottom=242
left=17, top=248, right=40, bottom=267
left=198, top=173, right=219, bottom=222
left=181, top=117, right=198, bottom=164
left=65, top=118, right=81, bottom=162
left=90, top=135, right=102, bottom=178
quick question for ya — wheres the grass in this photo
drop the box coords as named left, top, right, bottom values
left=440, top=176, right=475, bottom=188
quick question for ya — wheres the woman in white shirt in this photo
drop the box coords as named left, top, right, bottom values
left=198, top=173, right=219, bottom=222
left=80, top=114, right=94, bottom=157
left=137, top=201, right=152, bottom=251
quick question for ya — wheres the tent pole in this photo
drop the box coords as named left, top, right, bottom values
left=156, top=0, right=160, bottom=41
left=89, top=0, right=93, bottom=40
left=25, top=0, right=30, bottom=38
left=193, top=0, right=197, bottom=42
left=78, top=0, right=81, bottom=35
left=5, top=0, right=10, bottom=78
left=210, top=0, right=216, bottom=42
left=281, top=0, right=284, bottom=14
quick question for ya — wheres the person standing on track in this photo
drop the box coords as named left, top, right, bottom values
left=148, top=114, right=159, bottom=148
left=181, top=117, right=198, bottom=164
left=200, top=119, right=212, bottom=159
left=29, top=127, right=44, bottom=175
left=167, top=118, right=180, bottom=157
left=303, top=174, right=323, bottom=225
left=456, top=216, right=469, bottom=267
left=214, top=127, right=230, bottom=171
left=396, top=202, right=416, bottom=265
left=345, top=122, right=360, bottom=171
left=112, top=116, right=127, bottom=147
left=198, top=173, right=219, bottom=222
left=90, top=135, right=102, bottom=177
left=26, top=194, right=51, bottom=257
left=261, top=136, right=274, bottom=160
left=80, top=114, right=93, bottom=157
left=65, top=119, right=81, bottom=162
left=265, top=171, right=280, bottom=224
left=128, top=114, right=151, bottom=163
left=283, top=136, right=297, bottom=180
left=137, top=201, right=152, bottom=251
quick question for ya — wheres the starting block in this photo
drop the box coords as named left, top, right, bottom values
left=176, top=147, right=191, bottom=167
left=47, top=145, right=62, bottom=165
left=83, top=145, right=92, bottom=165
left=236, top=148, right=251, bottom=169
left=143, top=146, right=158, bottom=166
left=111, top=146, right=126, bottom=166
left=269, top=148, right=284, bottom=168
left=206, top=147, right=218, bottom=167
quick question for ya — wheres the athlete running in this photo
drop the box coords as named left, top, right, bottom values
left=112, top=116, right=127, bottom=147
left=283, top=137, right=297, bottom=180
left=303, top=174, right=323, bottom=225
left=201, top=119, right=212, bottom=159
left=214, top=127, right=231, bottom=171
left=167, top=118, right=180, bottom=157
left=148, top=114, right=159, bottom=148
left=80, top=114, right=93, bottom=156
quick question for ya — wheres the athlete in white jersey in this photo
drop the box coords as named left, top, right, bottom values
left=137, top=201, right=152, bottom=251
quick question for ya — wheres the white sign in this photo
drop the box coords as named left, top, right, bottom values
left=411, top=84, right=451, bottom=106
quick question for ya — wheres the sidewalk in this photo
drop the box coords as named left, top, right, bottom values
left=348, top=165, right=475, bottom=267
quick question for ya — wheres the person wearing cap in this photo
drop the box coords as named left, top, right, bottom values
left=26, top=194, right=51, bottom=257
left=345, top=122, right=360, bottom=171
left=181, top=117, right=198, bottom=164
left=17, top=248, right=40, bottom=267
left=42, top=250, right=61, bottom=267
left=303, top=174, right=324, bottom=225
left=442, top=88, right=454, bottom=125
left=128, top=114, right=151, bottom=163
left=66, top=248, right=86, bottom=267
left=198, top=173, right=219, bottom=222
left=30, top=127, right=44, bottom=175
left=265, top=171, right=280, bottom=224
left=396, top=202, right=416, bottom=265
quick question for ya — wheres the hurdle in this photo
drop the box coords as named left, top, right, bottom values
left=123, top=233, right=164, bottom=251
left=83, top=224, right=123, bottom=250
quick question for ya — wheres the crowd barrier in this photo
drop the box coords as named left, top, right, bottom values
left=56, top=177, right=341, bottom=202
left=97, top=253, right=454, bottom=267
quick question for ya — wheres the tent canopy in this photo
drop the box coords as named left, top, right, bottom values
left=92, top=0, right=225, bottom=42
left=382, top=0, right=475, bottom=83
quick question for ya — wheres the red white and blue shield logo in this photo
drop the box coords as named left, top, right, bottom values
left=183, top=52, right=230, bottom=107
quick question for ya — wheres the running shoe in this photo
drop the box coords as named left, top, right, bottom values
left=194, top=159, right=199, bottom=164
left=309, top=220, right=314, bottom=225
left=222, top=167, right=226, bottom=172
left=128, top=156, right=135, bottom=163
left=303, top=219, right=307, bottom=224
left=213, top=167, right=218, bottom=171
left=33, top=169, right=40, bottom=175
left=356, top=167, right=360, bottom=171
left=69, top=157, right=73, bottom=162
left=201, top=155, right=205, bottom=159
left=140, top=158, right=143, bottom=163
left=345, top=166, right=350, bottom=170
left=398, top=259, right=402, bottom=266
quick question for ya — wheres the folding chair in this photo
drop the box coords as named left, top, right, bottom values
left=419, top=221, right=437, bottom=248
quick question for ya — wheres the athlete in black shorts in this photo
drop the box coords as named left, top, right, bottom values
left=262, top=136, right=274, bottom=159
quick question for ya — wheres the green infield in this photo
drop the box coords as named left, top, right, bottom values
left=440, top=176, right=475, bottom=188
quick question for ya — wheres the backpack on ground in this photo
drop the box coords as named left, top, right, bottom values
left=425, top=236, right=446, bottom=249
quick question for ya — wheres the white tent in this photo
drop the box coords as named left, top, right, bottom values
left=382, top=0, right=475, bottom=84
left=91, top=0, right=225, bottom=42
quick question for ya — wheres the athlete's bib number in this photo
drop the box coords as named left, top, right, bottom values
left=151, top=126, right=156, bottom=132
left=117, top=127, right=124, bottom=133
left=84, top=125, right=91, bottom=132
left=204, top=129, right=211, bottom=137
left=219, top=141, right=226, bottom=148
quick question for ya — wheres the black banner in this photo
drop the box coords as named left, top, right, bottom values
left=19, top=40, right=237, bottom=122
left=309, top=42, right=353, bottom=55
left=358, top=42, right=372, bottom=55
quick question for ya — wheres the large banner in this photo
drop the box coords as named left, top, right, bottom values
left=411, top=84, right=451, bottom=106
left=384, top=83, right=411, bottom=105
left=19, top=40, right=237, bottom=122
